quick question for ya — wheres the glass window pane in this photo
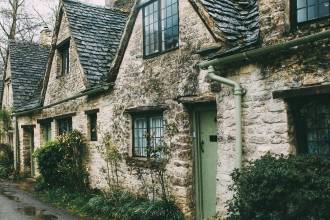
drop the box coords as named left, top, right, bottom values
left=297, top=0, right=307, bottom=8
left=318, top=1, right=330, bottom=17
left=307, top=0, right=316, bottom=6
left=308, top=6, right=317, bottom=19
left=297, top=8, right=307, bottom=22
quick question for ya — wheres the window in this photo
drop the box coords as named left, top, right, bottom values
left=292, top=96, right=330, bottom=157
left=41, top=122, right=52, bottom=143
left=143, top=0, right=179, bottom=57
left=58, top=41, right=70, bottom=75
left=133, top=114, right=164, bottom=157
left=57, top=117, right=72, bottom=135
left=88, top=113, right=98, bottom=141
left=295, top=0, right=330, bottom=23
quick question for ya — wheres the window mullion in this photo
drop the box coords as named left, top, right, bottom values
left=158, top=0, right=162, bottom=53
left=146, top=116, right=151, bottom=157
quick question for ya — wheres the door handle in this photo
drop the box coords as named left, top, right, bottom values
left=200, top=140, right=205, bottom=153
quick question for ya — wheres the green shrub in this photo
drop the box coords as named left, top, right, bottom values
left=227, top=153, right=330, bottom=220
left=0, top=144, right=13, bottom=178
left=34, top=130, right=88, bottom=190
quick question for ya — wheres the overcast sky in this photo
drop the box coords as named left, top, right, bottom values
left=29, top=0, right=106, bottom=22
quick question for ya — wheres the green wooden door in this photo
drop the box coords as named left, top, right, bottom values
left=194, top=110, right=218, bottom=219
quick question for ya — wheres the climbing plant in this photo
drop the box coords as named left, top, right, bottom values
left=0, top=109, right=12, bottom=143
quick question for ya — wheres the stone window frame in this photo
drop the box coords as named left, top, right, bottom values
left=56, top=117, right=73, bottom=136
left=291, top=0, right=330, bottom=26
left=142, top=0, right=180, bottom=58
left=56, top=38, right=70, bottom=76
left=125, top=105, right=167, bottom=158
left=38, top=119, right=53, bottom=145
left=85, top=109, right=99, bottom=142
left=289, top=95, right=330, bottom=156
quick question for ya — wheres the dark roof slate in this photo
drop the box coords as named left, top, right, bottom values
left=201, top=0, right=260, bottom=52
left=9, top=41, right=49, bottom=109
left=63, top=0, right=128, bottom=86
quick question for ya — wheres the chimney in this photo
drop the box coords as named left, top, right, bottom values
left=39, top=26, right=52, bottom=46
left=105, top=0, right=115, bottom=8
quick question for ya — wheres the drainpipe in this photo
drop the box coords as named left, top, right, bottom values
left=207, top=66, right=244, bottom=170
left=199, top=29, right=330, bottom=170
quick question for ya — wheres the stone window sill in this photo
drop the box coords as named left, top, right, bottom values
left=125, top=156, right=167, bottom=169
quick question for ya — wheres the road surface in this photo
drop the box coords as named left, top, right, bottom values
left=0, top=180, right=83, bottom=220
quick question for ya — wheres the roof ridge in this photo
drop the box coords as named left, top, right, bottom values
left=9, top=40, right=50, bottom=49
left=62, top=0, right=128, bottom=14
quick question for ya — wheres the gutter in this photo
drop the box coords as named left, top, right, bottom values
left=199, top=29, right=330, bottom=170
left=199, top=29, right=330, bottom=69
left=14, top=83, right=113, bottom=116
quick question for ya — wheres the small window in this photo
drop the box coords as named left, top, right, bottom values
left=295, top=0, right=330, bottom=23
left=292, top=96, right=330, bottom=156
left=58, top=41, right=70, bottom=75
left=88, top=113, right=98, bottom=141
left=143, top=0, right=179, bottom=57
left=41, top=122, right=52, bottom=143
left=57, top=117, right=72, bottom=135
left=133, top=114, right=164, bottom=157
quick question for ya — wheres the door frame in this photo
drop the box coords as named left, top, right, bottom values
left=21, top=125, right=35, bottom=177
left=190, top=103, right=217, bottom=220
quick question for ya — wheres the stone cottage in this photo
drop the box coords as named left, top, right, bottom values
left=1, top=38, right=50, bottom=164
left=5, top=0, right=330, bottom=219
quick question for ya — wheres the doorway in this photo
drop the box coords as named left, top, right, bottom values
left=192, top=106, right=218, bottom=220
left=22, top=126, right=35, bottom=177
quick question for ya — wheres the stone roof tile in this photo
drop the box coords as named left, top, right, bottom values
left=201, top=0, right=260, bottom=51
left=9, top=41, right=49, bottom=109
left=63, top=0, right=128, bottom=86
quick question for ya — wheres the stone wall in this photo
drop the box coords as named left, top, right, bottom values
left=14, top=0, right=330, bottom=219
left=211, top=1, right=330, bottom=215
left=2, top=58, right=13, bottom=109
left=44, top=12, right=87, bottom=105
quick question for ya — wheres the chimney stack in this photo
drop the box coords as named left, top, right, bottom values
left=40, top=26, right=52, bottom=46
left=105, top=0, right=115, bottom=8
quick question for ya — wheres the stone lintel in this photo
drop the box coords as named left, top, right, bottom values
left=84, top=109, right=99, bottom=115
left=124, top=105, right=168, bottom=114
left=37, top=117, right=54, bottom=124
left=21, top=124, right=36, bottom=128
left=53, top=112, right=76, bottom=120
left=176, top=95, right=216, bottom=105
left=273, top=84, right=330, bottom=99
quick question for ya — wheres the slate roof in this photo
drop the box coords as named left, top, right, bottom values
left=200, top=0, right=260, bottom=52
left=63, top=0, right=128, bottom=86
left=9, top=41, right=49, bottom=109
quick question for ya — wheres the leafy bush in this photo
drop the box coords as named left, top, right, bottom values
left=34, top=131, right=88, bottom=190
left=227, top=153, right=330, bottom=220
left=0, top=144, right=13, bottom=178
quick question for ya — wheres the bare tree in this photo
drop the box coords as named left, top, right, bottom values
left=0, top=0, right=54, bottom=64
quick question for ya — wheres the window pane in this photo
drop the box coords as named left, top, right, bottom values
left=150, top=116, right=164, bottom=157
left=318, top=1, right=330, bottom=17
left=300, top=100, right=330, bottom=157
left=143, top=1, right=160, bottom=56
left=307, top=0, right=316, bottom=6
left=297, top=0, right=307, bottom=8
left=161, top=0, right=179, bottom=51
left=89, top=114, right=97, bottom=141
left=134, top=118, right=147, bottom=157
left=58, top=118, right=72, bottom=135
left=308, top=5, right=317, bottom=19
left=297, top=8, right=307, bottom=22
